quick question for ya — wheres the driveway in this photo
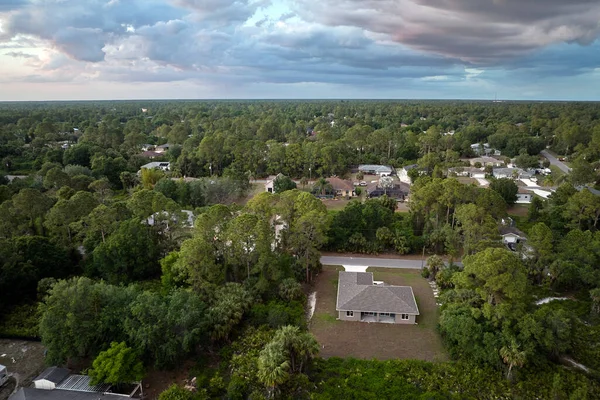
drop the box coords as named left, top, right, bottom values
left=541, top=150, right=571, bottom=173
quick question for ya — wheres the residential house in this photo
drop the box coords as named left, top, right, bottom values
left=367, top=182, right=409, bottom=201
left=493, top=167, right=532, bottom=180
left=470, top=143, right=501, bottom=156
left=358, top=164, right=393, bottom=177
left=146, top=210, right=195, bottom=229
left=155, top=143, right=172, bottom=153
left=264, top=173, right=285, bottom=193
left=465, top=156, right=504, bottom=167
left=328, top=177, right=355, bottom=198
left=397, top=164, right=419, bottom=184
left=336, top=271, right=419, bottom=324
left=140, top=151, right=163, bottom=158
left=447, top=167, right=486, bottom=179
left=139, top=161, right=170, bottom=174
left=10, top=366, right=141, bottom=400
left=516, top=187, right=534, bottom=204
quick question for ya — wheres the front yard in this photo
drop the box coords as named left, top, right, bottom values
left=309, top=266, right=447, bottom=362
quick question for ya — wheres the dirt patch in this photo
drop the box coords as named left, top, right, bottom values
left=309, top=266, right=447, bottom=362
left=0, top=339, right=46, bottom=400
left=142, top=360, right=197, bottom=400
left=507, top=204, right=529, bottom=217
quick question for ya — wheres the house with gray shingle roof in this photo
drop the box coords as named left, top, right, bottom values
left=336, top=271, right=419, bottom=324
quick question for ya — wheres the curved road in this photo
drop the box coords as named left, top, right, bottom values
left=541, top=150, right=571, bottom=173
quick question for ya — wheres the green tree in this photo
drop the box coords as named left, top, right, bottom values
left=12, top=188, right=53, bottom=234
left=89, top=342, right=144, bottom=385
left=273, top=175, right=297, bottom=194
left=39, top=277, right=138, bottom=364
left=92, top=219, right=160, bottom=283
left=476, top=188, right=508, bottom=220
left=454, top=204, right=499, bottom=255
left=455, top=248, right=529, bottom=323
left=490, top=178, right=518, bottom=205
left=499, top=339, right=527, bottom=380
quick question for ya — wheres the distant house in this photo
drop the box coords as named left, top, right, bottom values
left=155, top=143, right=172, bottom=153
left=146, top=210, right=195, bottom=229
left=264, top=173, right=293, bottom=193
left=140, top=151, right=163, bottom=158
left=470, top=143, right=500, bottom=156
left=139, top=161, right=170, bottom=174
left=141, top=144, right=155, bottom=151
left=500, top=225, right=527, bottom=246
left=516, top=187, right=534, bottom=204
left=328, top=177, right=355, bottom=198
left=397, top=164, right=418, bottom=184
left=367, top=182, right=409, bottom=200
left=358, top=164, right=393, bottom=177
left=336, top=271, right=419, bottom=324
left=465, top=156, right=504, bottom=167
left=447, top=167, right=486, bottom=179
left=493, top=167, right=532, bottom=180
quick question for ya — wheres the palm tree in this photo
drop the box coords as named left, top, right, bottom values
left=258, top=343, right=290, bottom=398
left=312, top=178, right=332, bottom=196
left=500, top=340, right=527, bottom=380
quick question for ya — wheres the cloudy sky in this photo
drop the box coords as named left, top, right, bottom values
left=1, top=0, right=600, bottom=100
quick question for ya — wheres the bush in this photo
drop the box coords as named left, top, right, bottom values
left=249, top=301, right=305, bottom=329
left=0, top=303, right=39, bottom=338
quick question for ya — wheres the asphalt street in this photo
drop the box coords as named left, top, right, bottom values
left=541, top=150, right=571, bottom=173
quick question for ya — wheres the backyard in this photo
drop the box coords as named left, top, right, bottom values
left=309, top=265, right=447, bottom=362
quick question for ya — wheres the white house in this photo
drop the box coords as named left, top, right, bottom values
left=516, top=187, right=534, bottom=204
left=447, top=167, right=486, bottom=179
left=155, top=143, right=172, bottom=153
left=397, top=164, right=418, bottom=184
left=359, top=164, right=393, bottom=177
left=139, top=161, right=170, bottom=174
left=465, top=156, right=504, bottom=167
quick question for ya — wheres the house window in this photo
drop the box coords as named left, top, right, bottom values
left=363, top=312, right=376, bottom=317
left=380, top=313, right=391, bottom=317
left=346, top=311, right=353, bottom=317
left=401, top=314, right=410, bottom=320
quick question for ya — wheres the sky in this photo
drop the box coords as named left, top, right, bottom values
left=1, top=0, right=600, bottom=101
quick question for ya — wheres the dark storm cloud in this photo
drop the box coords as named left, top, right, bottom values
left=294, top=0, right=600, bottom=63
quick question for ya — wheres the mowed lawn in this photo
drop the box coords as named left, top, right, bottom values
left=309, top=265, right=448, bottom=362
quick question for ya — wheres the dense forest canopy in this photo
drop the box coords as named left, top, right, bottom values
left=1, top=100, right=600, bottom=399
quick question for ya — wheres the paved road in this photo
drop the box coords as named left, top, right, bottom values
left=321, top=255, right=463, bottom=269
left=541, top=150, right=571, bottom=173
left=321, top=256, right=424, bottom=269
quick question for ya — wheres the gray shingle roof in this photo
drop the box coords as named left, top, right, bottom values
left=9, top=388, right=127, bottom=400
left=336, top=272, right=419, bottom=315
left=34, top=367, right=70, bottom=384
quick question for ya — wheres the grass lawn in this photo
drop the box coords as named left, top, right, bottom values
left=309, top=265, right=448, bottom=362
left=321, top=198, right=353, bottom=211
left=507, top=204, right=529, bottom=217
